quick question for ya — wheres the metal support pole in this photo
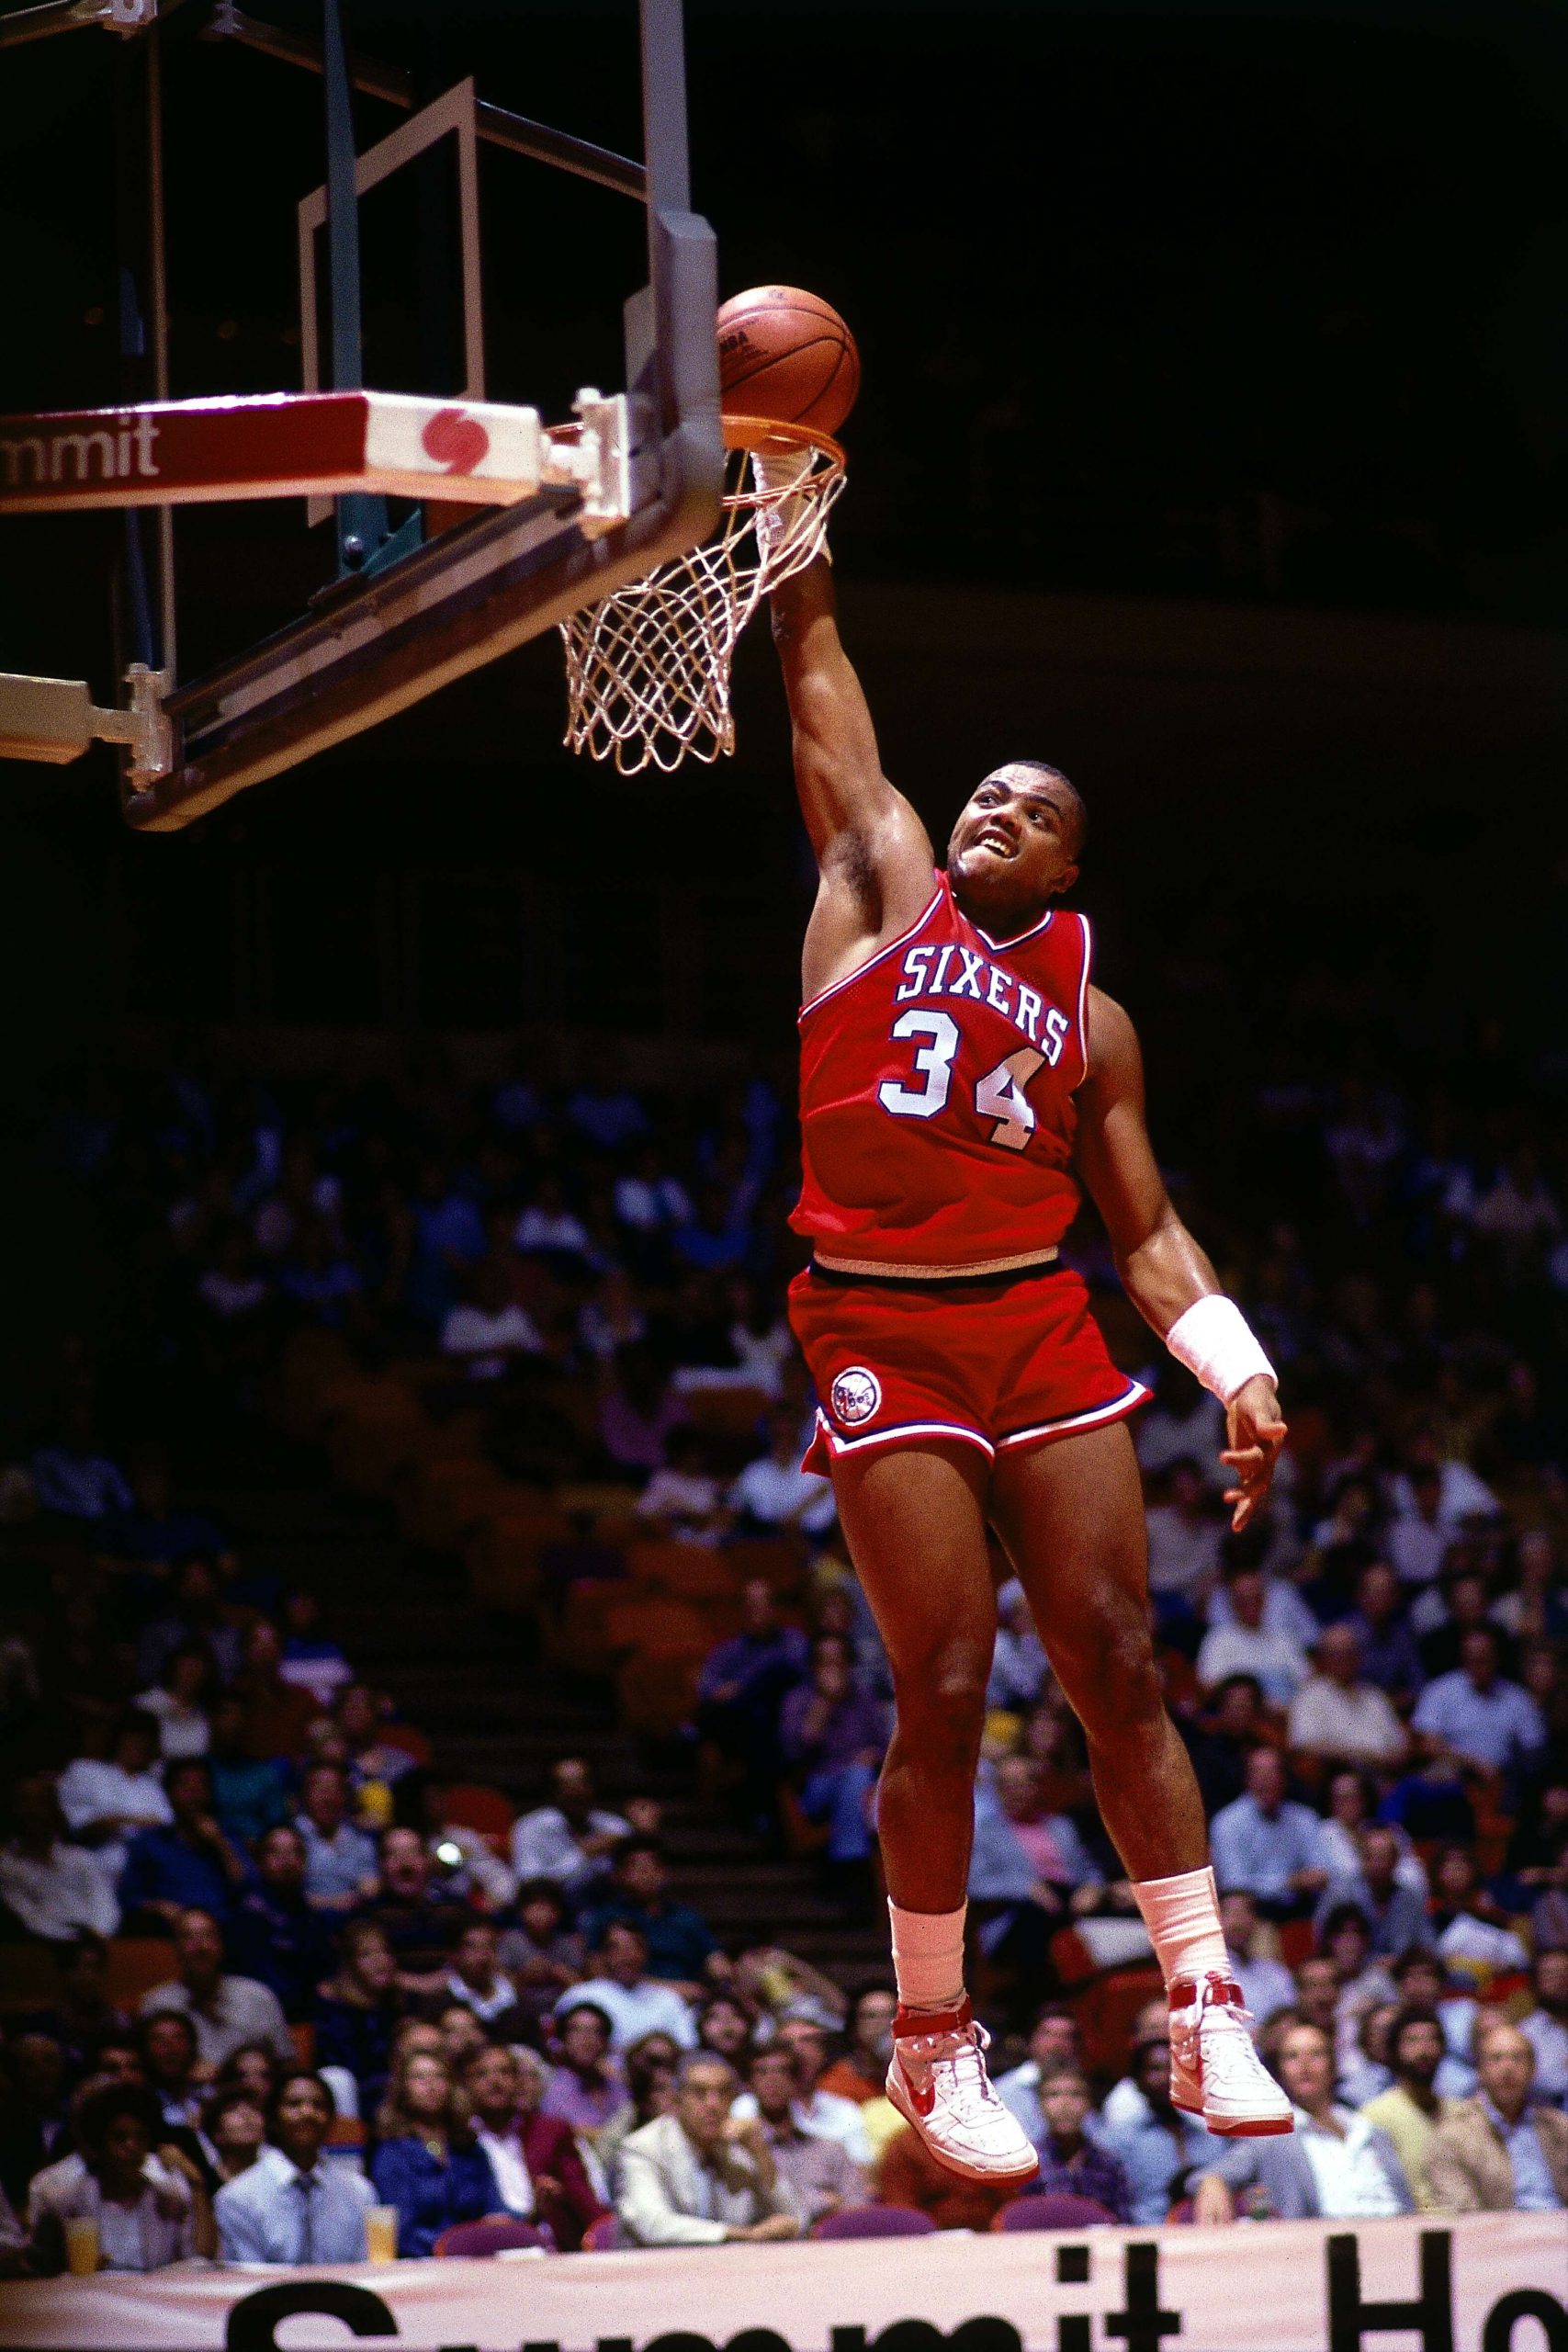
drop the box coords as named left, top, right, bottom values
left=147, top=26, right=176, bottom=681
left=321, top=0, right=386, bottom=572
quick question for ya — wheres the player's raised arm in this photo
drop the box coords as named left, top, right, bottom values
left=770, top=558, right=936, bottom=1000
left=1074, top=984, right=1287, bottom=1529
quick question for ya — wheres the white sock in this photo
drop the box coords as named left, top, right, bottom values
left=1133, top=1865, right=1228, bottom=1987
left=888, top=1898, right=966, bottom=2015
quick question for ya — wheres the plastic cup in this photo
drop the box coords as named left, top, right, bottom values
left=366, top=2205, right=399, bottom=2264
left=64, top=2215, right=99, bottom=2277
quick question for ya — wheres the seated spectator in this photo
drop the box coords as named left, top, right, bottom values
left=1193, top=2018, right=1414, bottom=2221
left=598, top=1342, right=688, bottom=1476
left=216, top=2071, right=375, bottom=2262
left=636, top=1429, right=728, bottom=1545
left=581, top=1836, right=722, bottom=1993
left=103, top=1453, right=234, bottom=1582
left=1195, top=1568, right=1310, bottom=1706
left=1219, top=1891, right=1296, bottom=2026
left=0, top=1770, right=119, bottom=1942
left=596, top=2032, right=678, bottom=2187
left=399, top=1769, right=516, bottom=1916
left=56, top=1710, right=171, bottom=1896
left=212, top=2042, right=284, bottom=2115
left=732, top=2014, right=874, bottom=2166
left=1412, top=1628, right=1547, bottom=1779
left=997, top=2007, right=1094, bottom=2146
left=1494, top=1529, right=1568, bottom=1647
left=877, top=2116, right=1020, bottom=2233
left=1428, top=1845, right=1530, bottom=1986
left=229, top=1825, right=334, bottom=2023
left=987, top=1580, right=1050, bottom=1713
left=354, top=1826, right=463, bottom=1995
left=780, top=1637, right=887, bottom=1893
left=440, top=1260, right=544, bottom=1382
left=276, top=1590, right=354, bottom=1713
left=695, top=1580, right=809, bottom=1830
left=1427, top=2021, right=1568, bottom=2211
left=463, top=2042, right=604, bottom=2250
left=1412, top=1566, right=1505, bottom=1680
left=203, top=2084, right=267, bottom=2189
left=295, top=1764, right=378, bottom=1913
left=443, top=1919, right=530, bottom=2039
left=1316, top=1821, right=1432, bottom=1957
left=1183, top=1672, right=1269, bottom=1815
left=369, top=2046, right=500, bottom=2258
left=131, top=1642, right=216, bottom=1762
left=141, top=1905, right=293, bottom=2073
left=1101, top=2024, right=1217, bottom=2225
left=139, top=2010, right=205, bottom=2134
left=1385, top=1950, right=1479, bottom=2098
left=313, top=1919, right=404, bottom=2116
left=1338, top=1999, right=1400, bottom=2110
left=969, top=1754, right=1105, bottom=1977
left=498, top=1879, right=587, bottom=2002
left=1320, top=1905, right=1398, bottom=2070
left=206, top=1694, right=290, bottom=1851
left=1359, top=2005, right=1462, bottom=2211
left=510, top=1758, right=629, bottom=1905
left=1345, top=1562, right=1426, bottom=1706
left=1520, top=1949, right=1568, bottom=2109
left=1019, top=2066, right=1131, bottom=2220
left=1210, top=1747, right=1329, bottom=1917
left=117, top=1757, right=249, bottom=1931
left=558, top=1922, right=699, bottom=2052
left=616, top=2052, right=799, bottom=2246
left=818, top=1987, right=897, bottom=2106
left=134, top=1559, right=243, bottom=1693
left=33, top=1934, right=131, bottom=2077
left=745, top=2043, right=867, bottom=2226
left=1287, top=1624, right=1408, bottom=1770
left=728, top=1408, right=835, bottom=1541
left=1145, top=1459, right=1224, bottom=1629
left=30, top=1409, right=133, bottom=1524
left=232, top=1620, right=321, bottom=1764
left=27, top=2077, right=209, bottom=2272
left=695, top=1993, right=758, bottom=2071
left=335, top=1684, right=416, bottom=1812
left=541, top=2000, right=626, bottom=2141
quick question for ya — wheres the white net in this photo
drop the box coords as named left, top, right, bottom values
left=561, top=421, right=846, bottom=775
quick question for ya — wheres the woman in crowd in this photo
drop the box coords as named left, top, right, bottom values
left=539, top=2000, right=625, bottom=2144
left=695, top=1992, right=758, bottom=2073
left=212, top=2042, right=283, bottom=2115
left=314, top=1919, right=403, bottom=2117
left=202, top=2086, right=266, bottom=2188
left=26, top=2078, right=213, bottom=2270
left=131, top=1640, right=216, bottom=1762
left=368, top=2047, right=498, bottom=2259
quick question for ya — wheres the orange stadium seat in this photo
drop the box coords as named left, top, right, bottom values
left=599, top=1593, right=711, bottom=1658
left=682, top=1385, right=772, bottom=1440
left=616, top=1646, right=705, bottom=1739
left=724, top=1534, right=807, bottom=1593
left=441, top=1782, right=515, bottom=1852
left=106, top=1939, right=178, bottom=2007
left=464, top=1499, right=571, bottom=1611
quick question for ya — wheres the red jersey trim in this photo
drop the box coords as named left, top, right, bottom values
left=797, top=885, right=945, bottom=1026
left=972, top=907, right=1055, bottom=953
left=1076, top=912, right=1093, bottom=1088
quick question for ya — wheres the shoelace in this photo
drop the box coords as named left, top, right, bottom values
left=1184, top=1984, right=1269, bottom=2088
left=903, top=2019, right=1001, bottom=2106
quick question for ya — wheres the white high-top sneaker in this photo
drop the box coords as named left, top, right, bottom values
left=886, top=1998, right=1041, bottom=2183
left=1168, top=1971, right=1295, bottom=2137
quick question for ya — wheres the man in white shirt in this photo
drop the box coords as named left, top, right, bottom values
left=510, top=1758, right=628, bottom=1903
left=728, top=2014, right=873, bottom=2166
left=141, top=1905, right=294, bottom=2071
left=1193, top=2019, right=1414, bottom=2221
left=1144, top=1458, right=1224, bottom=1608
left=1287, top=1624, right=1409, bottom=1770
left=216, top=2072, right=374, bottom=2262
left=728, top=1409, right=836, bottom=1541
left=1218, top=1891, right=1296, bottom=2026
left=1196, top=1569, right=1309, bottom=1706
left=440, top=1261, right=544, bottom=1382
left=0, top=1770, right=119, bottom=1941
left=57, top=1713, right=171, bottom=1899
left=558, top=1922, right=698, bottom=2052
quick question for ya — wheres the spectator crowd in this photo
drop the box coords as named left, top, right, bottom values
left=0, top=995, right=1563, bottom=2270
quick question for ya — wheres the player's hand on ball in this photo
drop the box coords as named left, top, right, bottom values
left=1221, top=1376, right=1287, bottom=1532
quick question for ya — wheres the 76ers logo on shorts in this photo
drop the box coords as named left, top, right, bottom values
left=829, top=1366, right=882, bottom=1428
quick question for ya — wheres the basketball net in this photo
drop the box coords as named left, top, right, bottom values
left=560, top=417, right=845, bottom=775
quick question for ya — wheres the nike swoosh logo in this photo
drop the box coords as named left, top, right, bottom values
left=901, top=2066, right=936, bottom=2118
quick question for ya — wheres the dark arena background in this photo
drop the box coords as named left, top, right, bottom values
left=0, top=3, right=1564, bottom=2346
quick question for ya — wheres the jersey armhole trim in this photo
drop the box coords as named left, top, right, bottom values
left=796, top=882, right=945, bottom=1025
left=1077, top=912, right=1093, bottom=1089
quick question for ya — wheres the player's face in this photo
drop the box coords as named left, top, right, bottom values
left=946, top=765, right=1079, bottom=922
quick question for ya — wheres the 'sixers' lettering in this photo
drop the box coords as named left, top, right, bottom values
left=894, top=944, right=1071, bottom=1065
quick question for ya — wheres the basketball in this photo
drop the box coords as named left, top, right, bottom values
left=716, top=286, right=861, bottom=435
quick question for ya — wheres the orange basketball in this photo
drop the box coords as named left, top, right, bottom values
left=716, top=286, right=861, bottom=435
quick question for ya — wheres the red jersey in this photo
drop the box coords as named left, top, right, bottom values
left=792, top=872, right=1093, bottom=1276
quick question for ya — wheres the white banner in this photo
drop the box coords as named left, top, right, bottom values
left=0, top=2214, right=1563, bottom=2352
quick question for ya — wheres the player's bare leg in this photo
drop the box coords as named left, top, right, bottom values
left=990, top=1419, right=1292, bottom=2136
left=828, top=1439, right=1038, bottom=2181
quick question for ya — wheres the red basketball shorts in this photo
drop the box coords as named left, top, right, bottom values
left=790, top=1259, right=1148, bottom=1476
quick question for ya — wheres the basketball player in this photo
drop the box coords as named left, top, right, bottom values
left=768, top=552, right=1293, bottom=2180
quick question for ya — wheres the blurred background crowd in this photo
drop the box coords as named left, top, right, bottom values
left=0, top=954, right=1562, bottom=2270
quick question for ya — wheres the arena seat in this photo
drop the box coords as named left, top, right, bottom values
left=433, top=2217, right=552, bottom=2257
left=811, top=2205, right=937, bottom=2239
left=464, top=1500, right=571, bottom=1611
left=395, top=1454, right=513, bottom=1552
left=648, top=1546, right=739, bottom=1602
left=615, top=1646, right=705, bottom=1739
left=992, top=2193, right=1119, bottom=2231
left=724, top=1534, right=807, bottom=1593
left=682, top=1384, right=773, bottom=1440
left=106, top=1938, right=178, bottom=2007
left=599, top=1592, right=711, bottom=1658
left=441, top=1781, right=515, bottom=1852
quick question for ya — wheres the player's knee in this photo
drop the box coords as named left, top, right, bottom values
left=892, top=1651, right=988, bottom=1767
left=1072, top=1607, right=1162, bottom=1735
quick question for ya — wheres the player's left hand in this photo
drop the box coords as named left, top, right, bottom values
left=1221, top=1376, right=1288, bottom=1532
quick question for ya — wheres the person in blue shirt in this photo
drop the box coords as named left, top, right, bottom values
left=1209, top=1746, right=1328, bottom=1920
left=369, top=2046, right=499, bottom=2257
left=117, top=1758, right=249, bottom=1932
left=580, top=1838, right=721, bottom=1992
left=1102, top=2030, right=1220, bottom=2223
left=229, top=1826, right=334, bottom=2022
left=216, top=2072, right=375, bottom=2263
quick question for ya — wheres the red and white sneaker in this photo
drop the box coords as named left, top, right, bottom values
left=1168, top=1972, right=1295, bottom=2138
left=885, top=1998, right=1040, bottom=2184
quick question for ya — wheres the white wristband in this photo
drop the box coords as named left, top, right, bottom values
left=1165, top=1295, right=1276, bottom=1405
